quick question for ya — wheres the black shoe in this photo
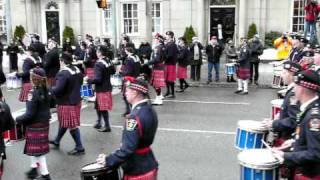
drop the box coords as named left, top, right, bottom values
left=49, top=140, right=60, bottom=148
left=25, top=168, right=38, bottom=179
left=206, top=80, right=211, bottom=84
left=240, top=91, right=249, bottom=95
left=164, top=93, right=170, bottom=97
left=98, top=127, right=111, bottom=132
left=176, top=89, right=184, bottom=93
left=249, top=80, right=253, bottom=84
left=35, top=174, right=51, bottom=180
left=183, top=84, right=190, bottom=90
left=93, top=123, right=101, bottom=129
left=234, top=90, right=242, bottom=94
left=166, top=94, right=175, bottom=98
left=215, top=79, right=219, bottom=82
left=67, top=148, right=85, bottom=156
left=230, top=79, right=236, bottom=82
left=254, top=81, right=259, bottom=86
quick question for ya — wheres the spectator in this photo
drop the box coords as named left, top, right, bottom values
left=6, top=39, right=20, bottom=72
left=224, top=39, right=237, bottom=82
left=248, top=34, right=264, bottom=85
left=189, top=37, right=203, bottom=81
left=206, top=36, right=223, bottom=83
left=304, top=0, right=320, bottom=45
left=0, top=41, right=3, bottom=71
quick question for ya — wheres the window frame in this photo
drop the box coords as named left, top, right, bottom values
left=121, top=3, right=139, bottom=35
left=291, top=0, right=306, bottom=33
left=102, top=3, right=113, bottom=36
left=151, top=2, right=162, bottom=34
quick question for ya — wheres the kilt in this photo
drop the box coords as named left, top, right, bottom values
left=24, top=122, right=49, bottom=156
left=57, top=104, right=81, bottom=128
left=151, top=69, right=165, bottom=89
left=165, top=65, right=176, bottom=82
left=294, top=174, right=320, bottom=180
left=85, top=68, right=95, bottom=79
left=19, top=83, right=32, bottom=102
left=95, top=91, right=112, bottom=111
left=47, top=77, right=56, bottom=87
left=177, top=66, right=187, bottom=79
left=124, top=169, right=158, bottom=180
left=237, top=67, right=250, bottom=80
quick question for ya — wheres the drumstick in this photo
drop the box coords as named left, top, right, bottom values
left=261, top=140, right=284, bottom=162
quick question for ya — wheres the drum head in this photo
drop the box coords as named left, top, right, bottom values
left=82, top=162, right=106, bottom=173
left=238, top=120, right=268, bottom=132
left=270, top=99, right=284, bottom=108
left=226, top=63, right=235, bottom=66
left=238, top=149, right=279, bottom=170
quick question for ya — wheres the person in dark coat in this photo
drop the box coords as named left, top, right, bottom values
left=138, top=41, right=152, bottom=63
left=6, top=39, right=19, bottom=72
left=0, top=69, right=5, bottom=100
left=189, top=37, right=203, bottom=81
left=235, top=38, right=251, bottom=95
left=30, top=34, right=46, bottom=60
left=62, top=37, right=73, bottom=55
left=248, top=34, right=264, bottom=85
left=176, top=37, right=190, bottom=92
left=49, top=53, right=85, bottom=156
left=272, top=69, right=320, bottom=180
left=96, top=77, right=158, bottom=180
left=101, top=38, right=115, bottom=60
left=16, top=46, right=41, bottom=102
left=16, top=67, right=51, bottom=180
left=43, top=38, right=60, bottom=87
left=164, top=31, right=178, bottom=98
left=0, top=41, right=3, bottom=71
left=87, top=46, right=115, bottom=132
left=118, top=36, right=136, bottom=67
left=206, top=36, right=223, bottom=83
left=83, top=39, right=97, bottom=79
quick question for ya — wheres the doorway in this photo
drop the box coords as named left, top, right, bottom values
left=210, top=7, right=235, bottom=42
left=45, top=11, right=60, bottom=44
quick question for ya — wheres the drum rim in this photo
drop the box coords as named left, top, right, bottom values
left=238, top=149, right=279, bottom=170
left=81, top=162, right=107, bottom=173
left=270, top=99, right=284, bottom=106
left=237, top=120, right=268, bottom=132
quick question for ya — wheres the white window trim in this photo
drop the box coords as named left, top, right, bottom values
left=291, top=0, right=306, bottom=33
left=102, top=3, right=113, bottom=36
left=121, top=3, right=139, bottom=36
left=151, top=2, right=163, bottom=34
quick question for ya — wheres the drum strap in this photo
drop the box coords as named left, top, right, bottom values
left=61, top=66, right=81, bottom=75
left=134, top=116, right=151, bottom=155
left=97, top=59, right=111, bottom=68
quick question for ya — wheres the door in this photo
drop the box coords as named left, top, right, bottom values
left=210, top=8, right=235, bottom=42
left=46, top=11, right=60, bottom=44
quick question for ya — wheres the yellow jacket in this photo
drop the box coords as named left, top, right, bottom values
left=274, top=36, right=292, bottom=60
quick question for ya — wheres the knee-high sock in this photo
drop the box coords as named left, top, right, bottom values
left=30, top=156, right=38, bottom=168
left=37, top=155, right=49, bottom=175
left=182, top=79, right=188, bottom=87
left=179, top=79, right=184, bottom=89
left=55, top=127, right=67, bottom=143
left=243, top=80, right=248, bottom=92
left=237, top=79, right=243, bottom=91
left=101, top=111, right=110, bottom=128
left=170, top=82, right=175, bottom=95
left=70, top=128, right=84, bottom=150
left=96, top=109, right=102, bottom=125
left=165, top=82, right=170, bottom=95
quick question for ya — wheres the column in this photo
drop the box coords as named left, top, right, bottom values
left=58, top=0, right=65, bottom=46
left=238, top=0, right=247, bottom=39
left=70, top=0, right=82, bottom=36
left=25, top=0, right=34, bottom=33
left=197, top=0, right=205, bottom=43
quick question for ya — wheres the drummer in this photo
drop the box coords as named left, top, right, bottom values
left=16, top=46, right=41, bottom=102
left=86, top=45, right=116, bottom=132
left=272, top=69, right=320, bottom=179
left=16, top=67, right=51, bottom=180
left=234, top=38, right=250, bottom=95
left=224, top=39, right=237, bottom=82
left=263, top=61, right=302, bottom=146
left=96, top=76, right=159, bottom=179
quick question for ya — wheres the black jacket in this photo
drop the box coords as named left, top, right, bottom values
left=138, top=43, right=152, bottom=62
left=248, top=39, right=263, bottom=63
left=177, top=45, right=190, bottom=67
left=122, top=55, right=141, bottom=78
left=88, top=58, right=115, bottom=92
left=164, top=41, right=178, bottom=65
left=30, top=41, right=46, bottom=59
left=206, top=43, right=223, bottom=63
left=16, top=87, right=51, bottom=126
left=50, top=65, right=83, bottom=105
left=238, top=45, right=251, bottom=68
left=148, top=44, right=165, bottom=70
left=43, top=48, right=60, bottom=78
left=16, top=56, right=39, bottom=83
left=189, top=42, right=203, bottom=65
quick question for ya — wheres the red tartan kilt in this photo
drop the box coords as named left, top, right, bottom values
left=165, top=65, right=176, bottom=82
left=294, top=174, right=320, bottom=180
left=24, top=122, right=49, bottom=156
left=19, top=83, right=32, bottom=102
left=57, top=104, right=81, bottom=128
left=151, top=69, right=165, bottom=88
left=124, top=169, right=158, bottom=180
left=95, top=91, right=113, bottom=111
left=85, top=68, right=95, bottom=79
left=237, top=67, right=250, bottom=80
left=47, top=77, right=56, bottom=87
left=177, top=66, right=187, bottom=79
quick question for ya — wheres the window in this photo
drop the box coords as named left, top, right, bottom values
left=123, top=3, right=138, bottom=34
left=292, top=0, right=306, bottom=32
left=103, top=4, right=112, bottom=35
left=151, top=3, right=161, bottom=33
left=210, top=0, right=235, bottom=6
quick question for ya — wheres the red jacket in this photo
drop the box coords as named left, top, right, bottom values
left=305, top=4, right=320, bottom=22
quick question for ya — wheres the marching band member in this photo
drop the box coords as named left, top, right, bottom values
left=96, top=77, right=158, bottom=180
left=164, top=31, right=178, bottom=98
left=87, top=46, right=116, bottom=132
left=16, top=67, right=51, bottom=180
left=273, top=69, right=320, bottom=180
left=16, top=46, right=41, bottom=102
left=148, top=33, right=166, bottom=105
left=176, top=37, right=190, bottom=93
left=49, top=53, right=85, bottom=156
left=43, top=38, right=60, bottom=87
left=235, top=38, right=250, bottom=95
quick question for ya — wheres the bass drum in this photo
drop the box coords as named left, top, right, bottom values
left=81, top=162, right=121, bottom=180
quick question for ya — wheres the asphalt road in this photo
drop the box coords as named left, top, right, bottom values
left=2, top=86, right=278, bottom=180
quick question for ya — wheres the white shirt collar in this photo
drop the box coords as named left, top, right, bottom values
left=300, top=96, right=319, bottom=112
left=131, top=99, right=149, bottom=111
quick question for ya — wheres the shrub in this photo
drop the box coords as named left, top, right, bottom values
left=62, top=26, right=75, bottom=45
left=183, top=26, right=196, bottom=44
left=247, top=23, right=257, bottom=39
left=13, top=25, right=26, bottom=41
left=264, top=31, right=282, bottom=48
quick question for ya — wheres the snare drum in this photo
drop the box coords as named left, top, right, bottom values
left=6, top=73, right=22, bottom=89
left=3, top=123, right=25, bottom=141
left=270, top=99, right=283, bottom=120
left=238, top=149, right=279, bottom=180
left=81, top=84, right=94, bottom=97
left=235, top=120, right=268, bottom=150
left=80, top=162, right=120, bottom=180
left=272, top=65, right=284, bottom=89
left=225, top=63, right=236, bottom=76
